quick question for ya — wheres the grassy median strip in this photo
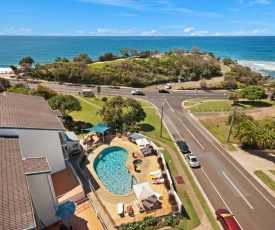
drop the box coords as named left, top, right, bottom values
left=269, top=170, right=275, bottom=176
left=254, top=170, right=275, bottom=192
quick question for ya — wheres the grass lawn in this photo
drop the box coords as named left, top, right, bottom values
left=254, top=170, right=275, bottom=192
left=269, top=170, right=275, bottom=175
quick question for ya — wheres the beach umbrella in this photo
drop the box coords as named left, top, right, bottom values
left=55, top=200, right=76, bottom=220
left=133, top=182, right=155, bottom=199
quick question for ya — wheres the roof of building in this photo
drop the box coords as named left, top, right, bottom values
left=0, top=92, right=64, bottom=130
left=0, top=137, right=51, bottom=229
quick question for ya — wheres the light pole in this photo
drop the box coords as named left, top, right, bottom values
left=160, top=102, right=165, bottom=137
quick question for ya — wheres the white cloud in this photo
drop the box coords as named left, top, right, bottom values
left=228, top=7, right=239, bottom=12
left=141, top=30, right=162, bottom=36
left=93, top=27, right=136, bottom=35
left=184, top=27, right=195, bottom=33
left=249, top=0, right=271, bottom=5
left=190, top=30, right=209, bottom=36
left=75, top=30, right=86, bottom=35
left=231, top=20, right=242, bottom=23
left=4, top=26, right=33, bottom=34
left=212, top=29, right=270, bottom=36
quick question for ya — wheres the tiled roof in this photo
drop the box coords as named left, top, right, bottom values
left=23, top=157, right=51, bottom=175
left=0, top=137, right=51, bottom=230
left=0, top=92, right=64, bottom=130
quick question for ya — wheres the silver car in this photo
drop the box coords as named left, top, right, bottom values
left=185, top=153, right=200, bottom=168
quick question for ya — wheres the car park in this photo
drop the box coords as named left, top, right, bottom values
left=131, top=90, right=145, bottom=95
left=215, top=209, right=241, bottom=230
left=158, top=89, right=169, bottom=93
left=176, top=140, right=190, bottom=153
left=185, top=153, right=200, bottom=168
left=165, top=84, right=172, bottom=89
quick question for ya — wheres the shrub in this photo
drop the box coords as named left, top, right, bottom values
left=164, top=179, right=170, bottom=190
left=159, top=162, right=165, bottom=171
left=157, top=156, right=163, bottom=164
left=168, top=194, right=177, bottom=205
left=162, top=173, right=168, bottom=180
left=102, top=97, right=108, bottom=102
left=143, top=216, right=157, bottom=226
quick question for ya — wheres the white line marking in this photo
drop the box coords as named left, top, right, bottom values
left=165, top=99, right=174, bottom=112
left=223, top=172, right=254, bottom=209
left=180, top=106, right=275, bottom=208
left=177, top=118, right=205, bottom=150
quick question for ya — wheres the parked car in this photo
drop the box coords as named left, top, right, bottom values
left=185, top=153, right=200, bottom=168
left=165, top=84, right=172, bottom=89
left=131, top=90, right=145, bottom=95
left=158, top=89, right=169, bottom=93
left=176, top=140, right=190, bottom=153
left=215, top=209, right=241, bottom=230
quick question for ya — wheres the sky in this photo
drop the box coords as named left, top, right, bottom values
left=0, top=0, right=275, bottom=36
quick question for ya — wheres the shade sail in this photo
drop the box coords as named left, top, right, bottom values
left=84, top=122, right=110, bottom=133
left=129, top=133, right=146, bottom=140
left=133, top=182, right=155, bottom=199
left=55, top=200, right=76, bottom=220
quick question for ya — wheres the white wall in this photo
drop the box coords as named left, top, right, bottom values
left=27, top=173, right=59, bottom=227
left=0, top=129, right=66, bottom=173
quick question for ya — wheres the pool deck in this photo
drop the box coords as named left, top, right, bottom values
left=86, top=137, right=173, bottom=227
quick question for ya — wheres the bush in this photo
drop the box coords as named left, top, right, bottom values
left=168, top=194, right=177, bottom=205
left=159, top=162, right=165, bottom=171
left=143, top=216, right=157, bottom=226
left=102, top=97, right=108, bottom=102
left=162, top=172, right=168, bottom=180
left=157, top=156, right=163, bottom=164
left=164, top=179, right=170, bottom=189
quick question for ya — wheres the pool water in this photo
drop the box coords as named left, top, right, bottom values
left=94, top=146, right=137, bottom=195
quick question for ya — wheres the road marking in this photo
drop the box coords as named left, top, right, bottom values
left=165, top=99, right=174, bottom=112
left=177, top=118, right=205, bottom=150
left=222, top=172, right=254, bottom=209
left=181, top=106, right=275, bottom=209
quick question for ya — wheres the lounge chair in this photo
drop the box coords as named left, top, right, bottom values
left=151, top=173, right=162, bottom=179
left=134, top=200, right=144, bottom=212
left=142, top=200, right=154, bottom=210
left=118, top=203, right=124, bottom=215
left=146, top=196, right=158, bottom=204
left=126, top=203, right=134, bottom=216
left=149, top=169, right=161, bottom=176
left=153, top=192, right=162, bottom=200
left=152, top=178, right=164, bottom=184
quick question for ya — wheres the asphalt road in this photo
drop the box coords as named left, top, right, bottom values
left=36, top=83, right=275, bottom=230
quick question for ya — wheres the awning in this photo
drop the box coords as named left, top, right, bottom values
left=133, top=182, right=155, bottom=199
left=84, top=122, right=110, bottom=133
left=129, top=133, right=146, bottom=140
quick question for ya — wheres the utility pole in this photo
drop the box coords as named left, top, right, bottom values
left=227, top=106, right=237, bottom=142
left=160, top=103, right=164, bottom=137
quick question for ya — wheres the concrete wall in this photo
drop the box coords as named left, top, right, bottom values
left=27, top=173, right=58, bottom=227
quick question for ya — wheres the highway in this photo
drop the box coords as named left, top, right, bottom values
left=36, top=83, right=275, bottom=229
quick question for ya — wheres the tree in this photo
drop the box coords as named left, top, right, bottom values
left=96, top=96, right=146, bottom=131
left=73, top=53, right=93, bottom=64
left=222, top=57, right=235, bottom=66
left=0, top=78, right=11, bottom=92
left=228, top=92, right=240, bottom=105
left=19, top=56, right=34, bottom=66
left=48, top=94, right=82, bottom=117
left=239, top=86, right=268, bottom=102
left=30, top=85, right=57, bottom=100
left=97, top=85, right=101, bottom=98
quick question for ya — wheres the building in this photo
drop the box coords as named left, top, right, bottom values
left=0, top=92, right=84, bottom=229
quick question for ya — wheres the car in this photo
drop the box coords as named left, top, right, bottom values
left=131, top=90, right=145, bottom=95
left=185, top=153, right=200, bottom=168
left=158, top=89, right=169, bottom=93
left=176, top=140, right=190, bottom=153
left=165, top=84, right=172, bottom=89
left=215, top=209, right=241, bottom=230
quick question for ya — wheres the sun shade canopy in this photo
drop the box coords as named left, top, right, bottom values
left=84, top=122, right=111, bottom=133
left=133, top=182, right=155, bottom=199
left=129, top=133, right=147, bottom=140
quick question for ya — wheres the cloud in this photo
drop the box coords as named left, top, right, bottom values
left=228, top=7, right=239, bottom=12
left=92, top=27, right=136, bottom=35
left=184, top=27, right=195, bottom=33
left=4, top=26, right=33, bottom=34
left=212, top=29, right=271, bottom=36
left=141, top=30, right=162, bottom=36
left=190, top=30, right=209, bottom=36
left=75, top=30, right=86, bottom=35
left=249, top=0, right=271, bottom=5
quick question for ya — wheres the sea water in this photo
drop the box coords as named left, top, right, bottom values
left=0, top=36, right=274, bottom=78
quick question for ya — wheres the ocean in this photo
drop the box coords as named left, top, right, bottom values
left=0, top=36, right=274, bottom=79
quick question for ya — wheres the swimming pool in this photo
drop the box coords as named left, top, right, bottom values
left=93, top=146, right=137, bottom=195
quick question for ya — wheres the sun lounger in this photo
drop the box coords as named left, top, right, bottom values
left=153, top=192, right=162, bottom=200
left=146, top=196, right=158, bottom=204
left=151, top=173, right=162, bottom=179
left=152, top=178, right=164, bottom=184
left=149, top=169, right=161, bottom=176
left=134, top=200, right=144, bottom=212
left=142, top=200, right=154, bottom=210
left=126, top=203, right=134, bottom=216
left=118, top=203, right=124, bottom=215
